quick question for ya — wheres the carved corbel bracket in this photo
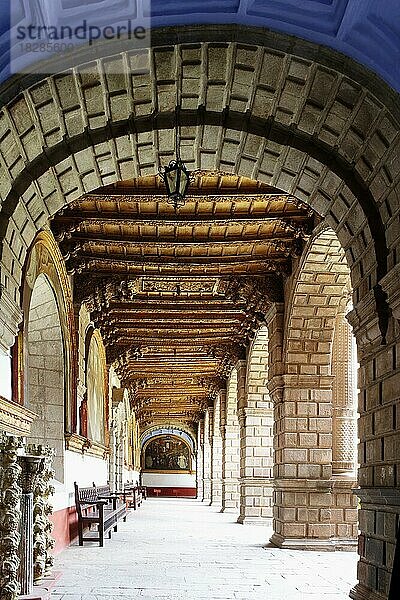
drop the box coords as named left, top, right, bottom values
left=347, top=286, right=389, bottom=354
left=380, top=263, right=400, bottom=322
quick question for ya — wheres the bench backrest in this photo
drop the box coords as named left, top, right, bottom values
left=74, top=482, right=98, bottom=518
left=94, top=484, right=111, bottom=496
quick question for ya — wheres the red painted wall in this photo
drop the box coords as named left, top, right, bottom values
left=50, top=506, right=78, bottom=554
left=146, top=487, right=196, bottom=498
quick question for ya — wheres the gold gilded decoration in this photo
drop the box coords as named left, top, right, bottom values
left=50, top=173, right=316, bottom=431
left=64, top=433, right=110, bottom=459
left=0, top=396, right=36, bottom=436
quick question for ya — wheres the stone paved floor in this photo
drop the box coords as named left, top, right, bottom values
left=51, top=498, right=358, bottom=600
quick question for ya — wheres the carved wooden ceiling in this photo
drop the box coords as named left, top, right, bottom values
left=51, top=172, right=318, bottom=428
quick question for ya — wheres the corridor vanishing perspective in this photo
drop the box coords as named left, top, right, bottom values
left=0, top=3, right=400, bottom=600
left=51, top=499, right=358, bottom=600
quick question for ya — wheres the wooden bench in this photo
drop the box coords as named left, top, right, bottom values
left=94, top=483, right=128, bottom=522
left=122, top=481, right=147, bottom=509
left=74, top=482, right=127, bottom=547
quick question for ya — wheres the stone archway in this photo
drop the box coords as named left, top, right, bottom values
left=0, top=39, right=396, bottom=332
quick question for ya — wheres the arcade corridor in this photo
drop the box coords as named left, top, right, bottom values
left=0, top=3, right=399, bottom=600
left=51, top=499, right=357, bottom=600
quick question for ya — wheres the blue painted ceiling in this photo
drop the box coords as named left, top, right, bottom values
left=149, top=0, right=400, bottom=92
left=1, top=1, right=399, bottom=92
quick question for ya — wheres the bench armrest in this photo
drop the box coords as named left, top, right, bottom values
left=78, top=499, right=107, bottom=506
left=97, top=493, right=119, bottom=500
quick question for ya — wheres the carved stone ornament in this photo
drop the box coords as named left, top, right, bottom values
left=0, top=432, right=23, bottom=600
left=0, top=396, right=37, bottom=437
left=25, top=445, right=56, bottom=583
left=17, top=454, right=46, bottom=594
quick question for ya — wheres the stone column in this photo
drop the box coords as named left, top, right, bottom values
left=269, top=295, right=358, bottom=550
left=271, top=373, right=338, bottom=548
left=26, top=444, right=56, bottom=582
left=210, top=394, right=223, bottom=507
left=202, top=409, right=212, bottom=502
left=196, top=419, right=204, bottom=499
left=332, top=312, right=357, bottom=476
left=271, top=373, right=357, bottom=550
left=17, top=454, right=45, bottom=596
left=0, top=434, right=23, bottom=600
left=220, top=369, right=240, bottom=513
left=237, top=357, right=274, bottom=524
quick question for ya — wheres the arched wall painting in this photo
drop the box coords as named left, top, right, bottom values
left=86, top=333, right=105, bottom=444
left=143, top=435, right=192, bottom=473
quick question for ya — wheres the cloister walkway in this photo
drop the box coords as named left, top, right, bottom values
left=51, top=499, right=358, bottom=600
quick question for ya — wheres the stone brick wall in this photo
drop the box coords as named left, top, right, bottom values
left=221, top=368, right=240, bottom=512
left=270, top=228, right=358, bottom=549
left=27, top=274, right=65, bottom=481
left=209, top=394, right=222, bottom=506
left=237, top=328, right=274, bottom=523
left=348, top=312, right=400, bottom=599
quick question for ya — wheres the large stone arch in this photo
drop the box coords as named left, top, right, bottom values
left=0, top=35, right=398, bottom=354
left=26, top=273, right=65, bottom=481
left=284, top=226, right=352, bottom=375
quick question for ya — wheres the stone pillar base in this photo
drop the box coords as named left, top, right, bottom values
left=238, top=478, right=273, bottom=524
left=220, top=506, right=238, bottom=514
left=273, top=477, right=357, bottom=546
left=202, top=479, right=211, bottom=502
left=210, top=479, right=222, bottom=506
left=237, top=514, right=273, bottom=525
left=221, top=478, right=239, bottom=512
left=349, top=584, right=386, bottom=600
left=270, top=532, right=357, bottom=551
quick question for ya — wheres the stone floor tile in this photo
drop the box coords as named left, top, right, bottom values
left=51, top=499, right=358, bottom=600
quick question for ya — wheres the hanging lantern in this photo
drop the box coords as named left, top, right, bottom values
left=159, top=108, right=191, bottom=209
left=159, top=158, right=191, bottom=209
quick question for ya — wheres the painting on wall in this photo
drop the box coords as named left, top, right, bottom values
left=143, top=435, right=191, bottom=472
left=86, top=332, right=105, bottom=444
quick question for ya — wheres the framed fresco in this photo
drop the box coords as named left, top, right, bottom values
left=142, top=435, right=192, bottom=473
